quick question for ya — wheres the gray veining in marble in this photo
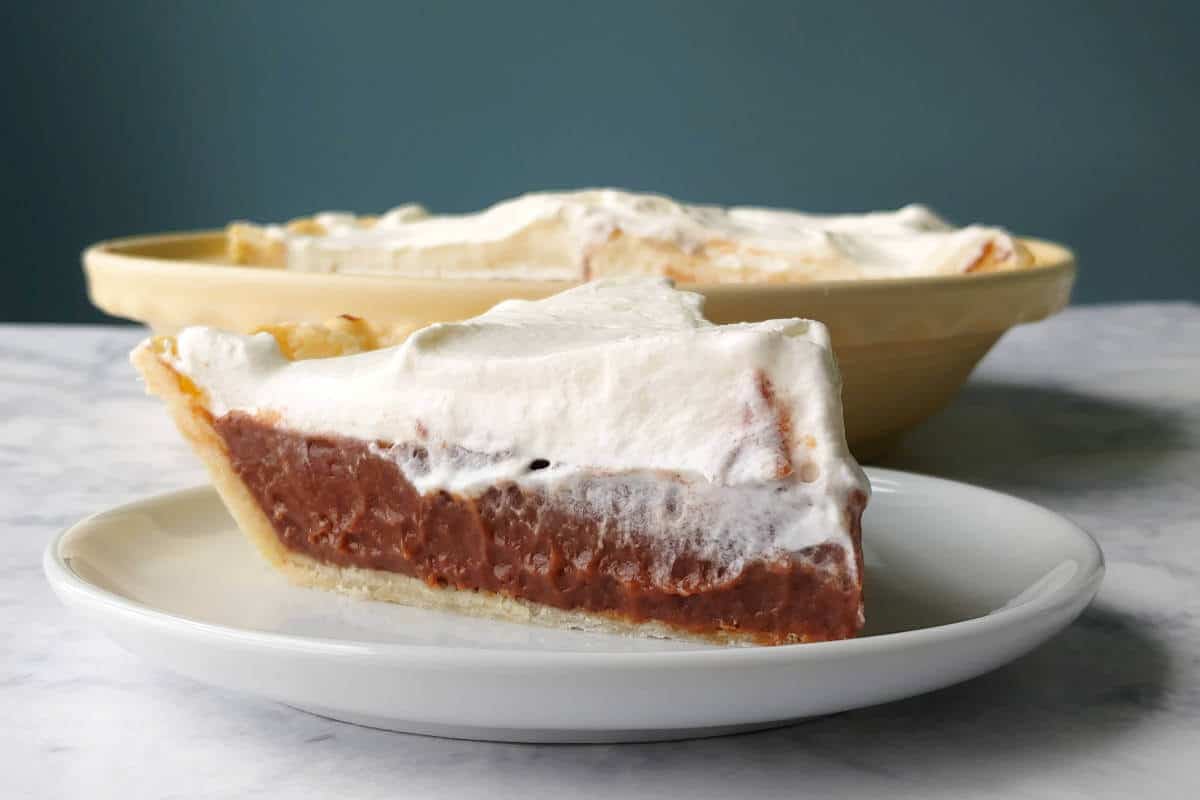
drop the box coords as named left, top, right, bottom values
left=4, top=305, right=1199, bottom=799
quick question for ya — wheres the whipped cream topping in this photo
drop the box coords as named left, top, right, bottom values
left=156, top=280, right=868, bottom=571
left=262, top=188, right=1027, bottom=280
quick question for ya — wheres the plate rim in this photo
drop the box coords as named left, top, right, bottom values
left=44, top=467, right=1105, bottom=669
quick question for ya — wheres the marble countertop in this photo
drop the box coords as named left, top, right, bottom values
left=5, top=303, right=1198, bottom=799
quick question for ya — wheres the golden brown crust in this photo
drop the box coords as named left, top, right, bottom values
left=226, top=222, right=287, bottom=268
left=228, top=215, right=380, bottom=267
left=251, top=314, right=417, bottom=360
left=964, top=238, right=1035, bottom=274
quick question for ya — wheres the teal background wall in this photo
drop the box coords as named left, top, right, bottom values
left=5, top=1, right=1197, bottom=322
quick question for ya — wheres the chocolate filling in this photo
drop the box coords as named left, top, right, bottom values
left=214, top=412, right=865, bottom=644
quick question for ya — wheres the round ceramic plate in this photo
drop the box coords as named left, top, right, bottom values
left=44, top=468, right=1103, bottom=743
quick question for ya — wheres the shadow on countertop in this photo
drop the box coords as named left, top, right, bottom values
left=621, top=601, right=1171, bottom=769
left=633, top=601, right=1173, bottom=792
left=877, top=381, right=1192, bottom=494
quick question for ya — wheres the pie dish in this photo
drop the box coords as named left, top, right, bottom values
left=83, top=211, right=1075, bottom=460
left=131, top=280, right=869, bottom=645
left=227, top=188, right=1034, bottom=282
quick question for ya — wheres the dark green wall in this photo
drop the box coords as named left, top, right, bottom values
left=6, top=1, right=1197, bottom=322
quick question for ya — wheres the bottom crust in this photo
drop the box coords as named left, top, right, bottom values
left=277, top=551, right=761, bottom=646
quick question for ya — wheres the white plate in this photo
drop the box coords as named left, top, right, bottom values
left=44, top=468, right=1103, bottom=743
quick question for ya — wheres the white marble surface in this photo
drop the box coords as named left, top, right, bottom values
left=4, top=304, right=1199, bottom=799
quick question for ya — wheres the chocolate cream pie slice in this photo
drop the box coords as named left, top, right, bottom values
left=132, top=280, right=870, bottom=645
left=228, top=188, right=1032, bottom=282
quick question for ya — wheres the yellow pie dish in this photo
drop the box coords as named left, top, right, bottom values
left=83, top=230, right=1074, bottom=459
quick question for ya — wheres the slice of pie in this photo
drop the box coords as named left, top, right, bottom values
left=228, top=188, right=1032, bottom=282
left=132, top=280, right=870, bottom=645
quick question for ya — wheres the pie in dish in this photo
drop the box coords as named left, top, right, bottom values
left=228, top=188, right=1033, bottom=282
left=132, top=280, right=869, bottom=645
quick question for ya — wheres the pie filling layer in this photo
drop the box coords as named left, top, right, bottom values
left=215, top=411, right=866, bottom=644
